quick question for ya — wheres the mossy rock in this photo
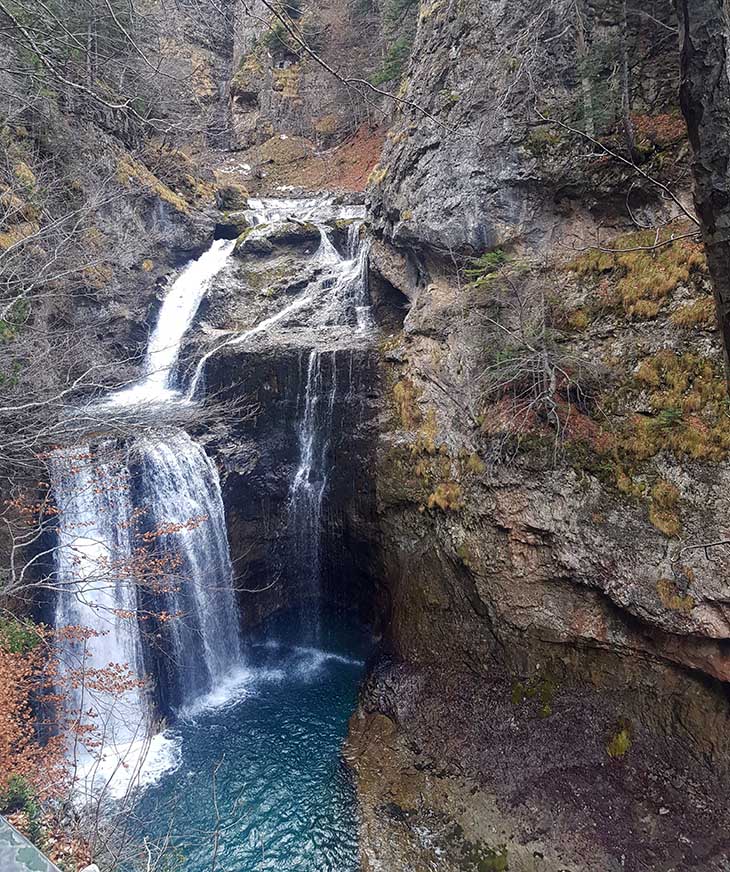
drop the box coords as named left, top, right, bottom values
left=216, top=183, right=249, bottom=211
left=234, top=230, right=273, bottom=258
left=267, top=220, right=320, bottom=248
left=222, top=210, right=252, bottom=235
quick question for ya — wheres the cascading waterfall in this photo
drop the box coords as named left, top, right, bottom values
left=107, top=238, right=235, bottom=406
left=50, top=195, right=372, bottom=804
left=52, top=444, right=148, bottom=748
left=51, top=236, right=241, bottom=797
left=286, top=216, right=371, bottom=639
left=136, top=431, right=241, bottom=704
left=289, top=351, right=338, bottom=643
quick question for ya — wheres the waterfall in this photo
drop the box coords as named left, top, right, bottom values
left=52, top=444, right=148, bottom=747
left=51, top=237, right=241, bottom=798
left=136, top=431, right=241, bottom=704
left=289, top=351, right=338, bottom=643
left=50, top=196, right=372, bottom=799
left=107, top=239, right=235, bottom=407
left=285, top=217, right=371, bottom=638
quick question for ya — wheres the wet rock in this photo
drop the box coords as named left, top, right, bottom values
left=215, top=182, right=249, bottom=211
left=266, top=220, right=320, bottom=248
left=347, top=661, right=730, bottom=872
left=216, top=210, right=251, bottom=238
left=234, top=230, right=273, bottom=257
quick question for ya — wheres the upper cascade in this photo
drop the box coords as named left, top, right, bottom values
left=50, top=193, right=372, bottom=801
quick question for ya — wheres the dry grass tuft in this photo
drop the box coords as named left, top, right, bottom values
left=570, top=225, right=706, bottom=320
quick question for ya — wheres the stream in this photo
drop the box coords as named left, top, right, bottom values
left=50, top=196, right=372, bottom=869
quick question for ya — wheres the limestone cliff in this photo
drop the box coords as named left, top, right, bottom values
left=346, top=1, right=730, bottom=869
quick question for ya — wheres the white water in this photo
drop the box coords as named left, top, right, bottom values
left=51, top=195, right=371, bottom=801
left=136, top=431, right=241, bottom=700
left=107, top=238, right=235, bottom=406
left=188, top=208, right=370, bottom=399
left=52, top=237, right=242, bottom=801
left=289, top=351, right=338, bottom=643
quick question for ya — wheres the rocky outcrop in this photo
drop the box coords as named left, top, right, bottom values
left=228, top=0, right=385, bottom=151
left=349, top=1, right=730, bottom=869
left=185, top=210, right=384, bottom=629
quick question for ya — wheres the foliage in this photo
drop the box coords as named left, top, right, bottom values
left=385, top=0, right=419, bottom=25
left=632, top=113, right=687, bottom=149
left=0, top=298, right=30, bottom=342
left=0, top=775, right=42, bottom=843
left=261, top=16, right=324, bottom=60
left=477, top=272, right=600, bottom=464
left=371, top=37, right=413, bottom=86
left=465, top=249, right=509, bottom=286
left=571, top=226, right=706, bottom=320
left=0, top=616, right=41, bottom=653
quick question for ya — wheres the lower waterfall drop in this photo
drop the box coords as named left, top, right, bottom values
left=136, top=430, right=242, bottom=708
left=51, top=238, right=242, bottom=798
left=51, top=444, right=182, bottom=801
left=289, top=350, right=338, bottom=643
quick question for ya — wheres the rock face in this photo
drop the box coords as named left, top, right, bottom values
left=346, top=0, right=730, bottom=869
left=228, top=0, right=385, bottom=151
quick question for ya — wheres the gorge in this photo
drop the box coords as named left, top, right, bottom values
left=3, top=1, right=730, bottom=871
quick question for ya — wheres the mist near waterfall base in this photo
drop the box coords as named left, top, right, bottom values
left=133, top=612, right=368, bottom=871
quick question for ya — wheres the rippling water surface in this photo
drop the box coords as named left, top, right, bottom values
left=135, top=617, right=368, bottom=871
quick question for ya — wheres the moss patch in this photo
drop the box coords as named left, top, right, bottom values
left=670, top=296, right=716, bottom=330
left=116, top=154, right=190, bottom=213
left=393, top=378, right=422, bottom=429
left=427, top=482, right=463, bottom=511
left=570, top=225, right=706, bottom=320
left=648, top=480, right=681, bottom=537
left=606, top=721, right=632, bottom=759
left=656, top=577, right=695, bottom=614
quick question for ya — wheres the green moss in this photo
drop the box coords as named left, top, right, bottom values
left=465, top=249, right=509, bottom=286
left=525, top=126, right=563, bottom=156
left=671, top=296, right=716, bottom=329
left=378, top=445, right=431, bottom=508
left=116, top=154, right=190, bottom=213
left=456, top=541, right=477, bottom=570
left=460, top=842, right=509, bottom=872
left=0, top=616, right=41, bottom=654
left=464, top=452, right=486, bottom=475
left=511, top=675, right=557, bottom=718
left=607, top=722, right=632, bottom=759
left=656, top=577, right=695, bottom=614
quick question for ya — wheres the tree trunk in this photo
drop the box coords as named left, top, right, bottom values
left=675, top=0, right=730, bottom=387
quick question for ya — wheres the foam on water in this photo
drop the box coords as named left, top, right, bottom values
left=72, top=731, right=183, bottom=805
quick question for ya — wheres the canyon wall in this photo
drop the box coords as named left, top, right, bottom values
left=345, top=1, right=730, bottom=870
